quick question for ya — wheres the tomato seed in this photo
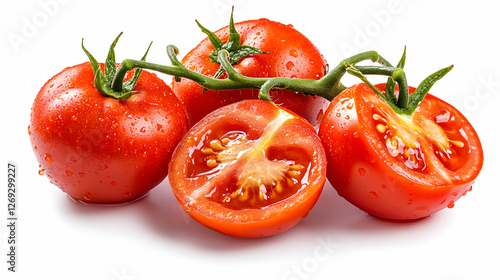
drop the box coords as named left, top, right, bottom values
left=376, top=124, right=387, bottom=134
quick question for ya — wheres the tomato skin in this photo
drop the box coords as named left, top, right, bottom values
left=172, top=19, right=329, bottom=127
left=168, top=100, right=326, bottom=237
left=318, top=83, right=483, bottom=220
left=29, top=62, right=188, bottom=204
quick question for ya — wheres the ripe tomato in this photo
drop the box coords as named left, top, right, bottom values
left=318, top=83, right=483, bottom=221
left=168, top=100, right=327, bottom=237
left=172, top=18, right=329, bottom=127
left=29, top=62, right=188, bottom=204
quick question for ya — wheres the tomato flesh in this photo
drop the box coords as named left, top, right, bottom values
left=169, top=100, right=326, bottom=237
left=319, top=83, right=483, bottom=220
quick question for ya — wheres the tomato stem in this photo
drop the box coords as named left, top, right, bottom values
left=112, top=45, right=399, bottom=103
left=82, top=33, right=152, bottom=100
left=385, top=46, right=406, bottom=105
left=195, top=7, right=268, bottom=79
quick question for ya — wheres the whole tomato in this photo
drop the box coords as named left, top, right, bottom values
left=168, top=100, right=327, bottom=237
left=172, top=16, right=329, bottom=127
left=29, top=60, right=187, bottom=204
left=318, top=83, right=483, bottom=220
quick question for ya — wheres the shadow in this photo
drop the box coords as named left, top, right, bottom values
left=297, top=182, right=441, bottom=238
left=60, top=178, right=447, bottom=251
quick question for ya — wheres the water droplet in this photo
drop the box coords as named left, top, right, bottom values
left=71, top=115, right=77, bottom=121
left=44, top=154, right=53, bottom=163
left=286, top=61, right=294, bottom=69
left=156, top=124, right=163, bottom=131
left=369, top=191, right=378, bottom=199
left=38, top=169, right=45, bottom=175
left=336, top=112, right=341, bottom=117
left=358, top=168, right=366, bottom=176
left=140, top=127, right=146, bottom=133
left=447, top=201, right=455, bottom=209
left=381, top=184, right=387, bottom=189
left=65, top=170, right=73, bottom=177
left=123, top=192, right=132, bottom=199
left=83, top=193, right=92, bottom=201
left=289, top=49, right=298, bottom=58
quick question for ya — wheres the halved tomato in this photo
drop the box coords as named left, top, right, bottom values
left=168, top=100, right=327, bottom=237
left=318, top=83, right=483, bottom=220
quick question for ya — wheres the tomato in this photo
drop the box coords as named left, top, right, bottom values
left=168, top=100, right=327, bottom=237
left=318, top=83, right=483, bottom=221
left=172, top=18, right=329, bottom=127
left=29, top=62, right=188, bottom=204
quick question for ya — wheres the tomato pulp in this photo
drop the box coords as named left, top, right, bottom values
left=169, top=100, right=327, bottom=237
left=318, top=83, right=483, bottom=220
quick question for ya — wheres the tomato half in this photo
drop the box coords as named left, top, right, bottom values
left=172, top=18, right=329, bottom=127
left=318, top=83, right=483, bottom=220
left=29, top=62, right=188, bottom=204
left=168, top=100, right=327, bottom=237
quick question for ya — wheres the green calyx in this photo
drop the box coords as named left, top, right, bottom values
left=345, top=47, right=453, bottom=116
left=196, top=8, right=268, bottom=79
left=82, top=32, right=151, bottom=100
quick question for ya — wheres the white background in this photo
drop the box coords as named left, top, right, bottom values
left=1, top=0, right=499, bottom=279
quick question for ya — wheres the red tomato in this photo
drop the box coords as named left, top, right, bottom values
left=172, top=18, right=329, bottom=127
left=168, top=100, right=327, bottom=237
left=29, top=62, right=188, bottom=204
left=318, top=83, right=483, bottom=220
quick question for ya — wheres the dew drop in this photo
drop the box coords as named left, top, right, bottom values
left=38, top=169, right=45, bottom=175
left=83, top=192, right=92, bottom=201
left=65, top=170, right=73, bottom=177
left=123, top=192, right=132, bottom=199
left=369, top=191, right=378, bottom=199
left=44, top=154, right=53, bottom=163
left=140, top=127, right=146, bottom=133
left=447, top=201, right=455, bottom=209
left=358, top=168, right=366, bottom=176
left=289, top=49, right=298, bottom=58
left=286, top=61, right=294, bottom=69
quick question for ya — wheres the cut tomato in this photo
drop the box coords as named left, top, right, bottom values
left=168, top=100, right=327, bottom=237
left=318, top=83, right=483, bottom=220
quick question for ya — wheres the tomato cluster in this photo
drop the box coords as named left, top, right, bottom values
left=30, top=13, right=483, bottom=237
